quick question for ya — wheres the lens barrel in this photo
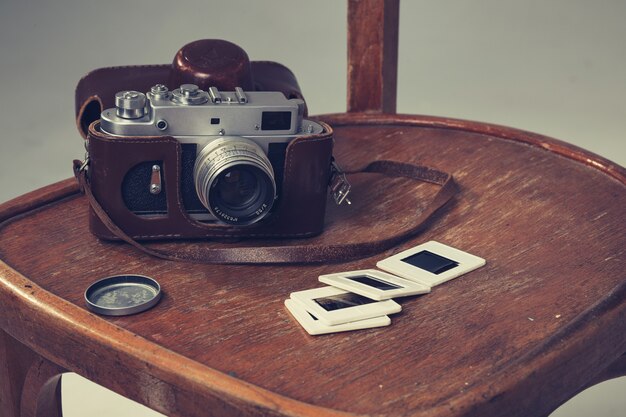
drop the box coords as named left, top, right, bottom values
left=193, top=138, right=276, bottom=225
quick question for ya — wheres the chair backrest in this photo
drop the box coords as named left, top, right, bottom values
left=347, top=0, right=399, bottom=113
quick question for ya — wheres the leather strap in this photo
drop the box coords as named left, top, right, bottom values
left=73, top=159, right=457, bottom=265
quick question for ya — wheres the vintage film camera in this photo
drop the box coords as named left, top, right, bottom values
left=87, top=83, right=343, bottom=240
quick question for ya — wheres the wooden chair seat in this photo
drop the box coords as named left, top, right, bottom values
left=1, top=112, right=624, bottom=417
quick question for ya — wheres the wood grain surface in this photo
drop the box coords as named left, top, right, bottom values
left=0, top=114, right=625, bottom=417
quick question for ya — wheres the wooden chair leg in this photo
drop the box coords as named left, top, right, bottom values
left=584, top=352, right=626, bottom=389
left=539, top=352, right=626, bottom=417
left=0, top=330, right=65, bottom=417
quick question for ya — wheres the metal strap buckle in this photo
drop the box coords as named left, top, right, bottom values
left=329, top=159, right=352, bottom=206
left=78, top=158, right=90, bottom=172
left=78, top=147, right=90, bottom=173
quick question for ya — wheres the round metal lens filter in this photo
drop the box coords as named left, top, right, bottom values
left=85, top=275, right=162, bottom=316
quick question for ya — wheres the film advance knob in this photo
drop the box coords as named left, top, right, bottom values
left=115, top=91, right=146, bottom=119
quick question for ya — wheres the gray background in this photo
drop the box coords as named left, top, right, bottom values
left=0, top=0, right=624, bottom=416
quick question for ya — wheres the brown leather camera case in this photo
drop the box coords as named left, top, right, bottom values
left=86, top=122, right=334, bottom=240
left=77, top=39, right=332, bottom=241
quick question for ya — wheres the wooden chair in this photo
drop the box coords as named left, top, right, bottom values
left=1, top=1, right=624, bottom=416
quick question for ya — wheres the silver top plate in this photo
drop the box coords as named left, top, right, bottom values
left=100, top=88, right=316, bottom=138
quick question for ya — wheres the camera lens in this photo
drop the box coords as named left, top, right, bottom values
left=217, top=167, right=259, bottom=208
left=194, top=138, right=276, bottom=225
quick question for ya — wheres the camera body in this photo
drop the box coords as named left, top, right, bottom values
left=98, top=84, right=326, bottom=228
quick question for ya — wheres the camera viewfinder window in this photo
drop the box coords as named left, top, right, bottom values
left=261, top=111, right=291, bottom=131
left=314, top=293, right=376, bottom=312
left=347, top=275, right=402, bottom=291
left=401, top=250, right=459, bottom=275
